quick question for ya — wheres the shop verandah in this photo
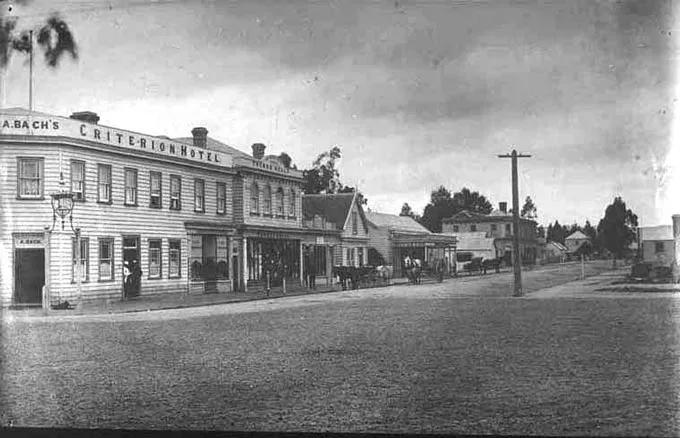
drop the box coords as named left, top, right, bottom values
left=391, top=233, right=458, bottom=278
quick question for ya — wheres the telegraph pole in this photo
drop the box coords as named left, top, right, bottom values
left=498, top=149, right=532, bottom=297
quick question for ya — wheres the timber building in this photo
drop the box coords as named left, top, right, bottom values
left=0, top=108, right=309, bottom=308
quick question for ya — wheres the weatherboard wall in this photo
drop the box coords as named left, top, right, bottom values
left=1, top=139, right=237, bottom=306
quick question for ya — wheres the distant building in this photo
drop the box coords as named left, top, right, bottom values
left=638, top=224, right=673, bottom=265
left=564, top=230, right=593, bottom=259
left=442, top=231, right=496, bottom=271
left=365, top=212, right=457, bottom=278
left=441, top=202, right=539, bottom=265
left=541, top=241, right=568, bottom=264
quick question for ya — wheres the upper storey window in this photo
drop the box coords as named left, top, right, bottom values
left=70, top=160, right=85, bottom=201
left=17, top=157, right=43, bottom=199
left=264, top=185, right=272, bottom=215
left=276, top=187, right=284, bottom=216
left=250, top=182, right=259, bottom=214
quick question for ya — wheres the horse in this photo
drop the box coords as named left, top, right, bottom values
left=375, top=265, right=393, bottom=284
left=403, top=255, right=422, bottom=285
left=482, top=258, right=502, bottom=274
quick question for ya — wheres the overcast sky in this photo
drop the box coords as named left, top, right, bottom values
left=2, top=0, right=676, bottom=226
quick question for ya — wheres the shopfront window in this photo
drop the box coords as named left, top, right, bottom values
left=313, top=245, right=326, bottom=276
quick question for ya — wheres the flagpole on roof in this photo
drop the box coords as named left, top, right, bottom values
left=28, top=29, right=33, bottom=112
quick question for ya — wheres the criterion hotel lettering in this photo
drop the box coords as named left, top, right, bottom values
left=78, top=124, right=221, bottom=164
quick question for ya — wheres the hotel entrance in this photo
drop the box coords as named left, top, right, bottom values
left=13, top=233, right=46, bottom=306
left=122, top=236, right=141, bottom=299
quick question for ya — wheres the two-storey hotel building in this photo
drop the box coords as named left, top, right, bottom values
left=0, top=108, right=306, bottom=308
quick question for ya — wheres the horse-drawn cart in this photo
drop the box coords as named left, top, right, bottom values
left=332, top=265, right=391, bottom=290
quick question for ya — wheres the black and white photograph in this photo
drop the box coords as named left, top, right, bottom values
left=0, top=0, right=678, bottom=436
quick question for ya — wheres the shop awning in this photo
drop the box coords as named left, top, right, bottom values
left=391, top=232, right=458, bottom=248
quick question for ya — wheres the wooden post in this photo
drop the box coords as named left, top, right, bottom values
left=266, top=271, right=271, bottom=296
left=581, top=254, right=585, bottom=280
left=75, top=228, right=82, bottom=307
left=498, top=149, right=532, bottom=297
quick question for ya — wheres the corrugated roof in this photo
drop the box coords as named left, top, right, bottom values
left=173, top=136, right=252, bottom=159
left=2, top=107, right=55, bottom=117
left=639, top=225, right=673, bottom=241
left=365, top=212, right=431, bottom=234
left=302, top=193, right=355, bottom=230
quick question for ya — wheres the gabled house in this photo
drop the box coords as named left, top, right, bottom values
left=302, top=192, right=371, bottom=269
left=564, top=230, right=593, bottom=259
left=541, top=241, right=568, bottom=264
left=365, top=211, right=458, bottom=277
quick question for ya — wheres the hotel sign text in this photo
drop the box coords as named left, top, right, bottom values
left=0, top=116, right=233, bottom=168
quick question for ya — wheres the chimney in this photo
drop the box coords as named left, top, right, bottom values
left=252, top=143, right=266, bottom=159
left=69, top=111, right=100, bottom=124
left=499, top=202, right=507, bottom=213
left=191, top=127, right=208, bottom=148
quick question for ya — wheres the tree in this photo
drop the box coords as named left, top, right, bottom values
left=420, top=186, right=455, bottom=233
left=536, top=225, right=546, bottom=239
left=278, top=152, right=296, bottom=169
left=583, top=220, right=597, bottom=243
left=452, top=187, right=493, bottom=215
left=419, top=186, right=492, bottom=232
left=0, top=8, right=78, bottom=107
left=302, top=146, right=342, bottom=194
left=547, top=220, right=567, bottom=244
left=0, top=12, right=77, bottom=69
left=400, top=203, right=414, bottom=217
left=399, top=202, right=421, bottom=222
left=520, top=196, right=537, bottom=219
left=596, top=197, right=638, bottom=264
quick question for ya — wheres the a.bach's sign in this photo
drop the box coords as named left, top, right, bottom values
left=0, top=114, right=233, bottom=168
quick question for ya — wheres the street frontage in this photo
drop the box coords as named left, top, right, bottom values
left=2, top=260, right=679, bottom=435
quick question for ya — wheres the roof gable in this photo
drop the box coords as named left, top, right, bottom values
left=302, top=193, right=356, bottom=231
left=366, top=212, right=431, bottom=234
left=565, top=231, right=589, bottom=241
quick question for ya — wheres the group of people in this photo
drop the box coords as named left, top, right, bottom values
left=123, top=259, right=143, bottom=298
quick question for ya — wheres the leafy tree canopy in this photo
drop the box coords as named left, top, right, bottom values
left=596, top=197, right=638, bottom=260
left=420, top=186, right=492, bottom=233
left=520, top=196, right=537, bottom=219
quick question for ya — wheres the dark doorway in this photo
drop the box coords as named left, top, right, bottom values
left=122, top=236, right=141, bottom=299
left=14, top=249, right=44, bottom=306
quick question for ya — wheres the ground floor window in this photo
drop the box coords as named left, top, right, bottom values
left=98, top=238, right=114, bottom=281
left=247, top=238, right=300, bottom=282
left=72, top=237, right=90, bottom=282
left=148, top=239, right=162, bottom=279
left=169, top=239, right=181, bottom=278
left=189, top=234, right=229, bottom=281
